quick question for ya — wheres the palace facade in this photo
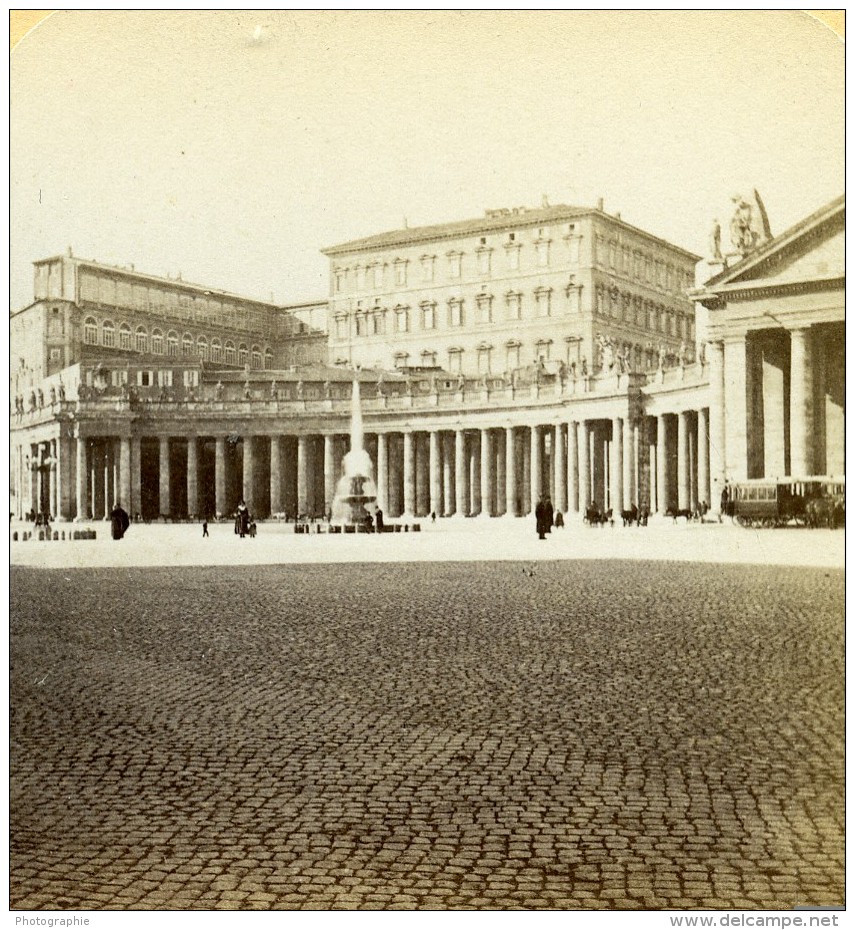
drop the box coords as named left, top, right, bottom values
left=323, top=201, right=699, bottom=376
left=10, top=196, right=844, bottom=526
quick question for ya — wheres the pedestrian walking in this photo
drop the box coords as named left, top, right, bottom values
left=235, top=500, right=250, bottom=538
left=202, top=517, right=209, bottom=537
left=535, top=495, right=553, bottom=540
left=375, top=507, right=384, bottom=533
left=110, top=502, right=130, bottom=540
left=554, top=510, right=564, bottom=529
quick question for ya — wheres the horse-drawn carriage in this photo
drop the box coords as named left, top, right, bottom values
left=726, top=478, right=844, bottom=529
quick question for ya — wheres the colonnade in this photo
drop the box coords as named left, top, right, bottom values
left=16, top=411, right=712, bottom=522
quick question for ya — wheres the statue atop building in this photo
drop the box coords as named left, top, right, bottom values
left=709, top=218, right=723, bottom=261
left=729, top=190, right=772, bottom=256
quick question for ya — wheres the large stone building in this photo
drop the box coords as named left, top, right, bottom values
left=323, top=201, right=699, bottom=377
left=9, top=196, right=843, bottom=527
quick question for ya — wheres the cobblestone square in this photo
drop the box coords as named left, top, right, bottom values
left=10, top=560, right=843, bottom=910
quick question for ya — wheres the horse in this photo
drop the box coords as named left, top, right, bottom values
left=665, top=507, right=693, bottom=523
left=585, top=504, right=613, bottom=527
left=621, top=504, right=638, bottom=527
left=806, top=495, right=845, bottom=529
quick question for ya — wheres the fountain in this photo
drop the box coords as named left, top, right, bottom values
left=330, top=380, right=379, bottom=527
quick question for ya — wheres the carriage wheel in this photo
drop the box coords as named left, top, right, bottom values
left=792, top=514, right=807, bottom=527
left=735, top=515, right=753, bottom=528
left=761, top=517, right=776, bottom=529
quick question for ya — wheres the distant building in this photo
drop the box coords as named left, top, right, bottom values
left=323, top=201, right=699, bottom=376
left=9, top=196, right=843, bottom=527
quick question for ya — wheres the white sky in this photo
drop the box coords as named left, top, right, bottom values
left=10, top=10, right=844, bottom=311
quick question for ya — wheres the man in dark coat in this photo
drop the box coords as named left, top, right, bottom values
left=375, top=508, right=384, bottom=533
left=535, top=496, right=553, bottom=540
left=111, top=502, right=130, bottom=540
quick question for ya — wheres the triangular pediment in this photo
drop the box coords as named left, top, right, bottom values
left=701, top=194, right=844, bottom=291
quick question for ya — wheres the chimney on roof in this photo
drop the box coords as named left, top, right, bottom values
left=177, top=271, right=182, bottom=281
left=596, top=198, right=604, bottom=211
left=66, top=246, right=73, bottom=257
left=614, top=212, right=621, bottom=221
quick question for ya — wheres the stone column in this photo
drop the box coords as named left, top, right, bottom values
left=324, top=434, right=336, bottom=516
left=529, top=425, right=542, bottom=511
left=376, top=432, right=389, bottom=513
left=567, top=421, right=579, bottom=513
left=477, top=429, right=490, bottom=517
left=505, top=427, right=517, bottom=516
left=455, top=429, right=467, bottom=516
left=215, top=437, right=227, bottom=517
left=790, top=327, right=814, bottom=477
left=297, top=435, right=309, bottom=517
left=521, top=429, right=531, bottom=514
left=131, top=437, right=142, bottom=518
left=429, top=431, right=441, bottom=518
left=186, top=436, right=199, bottom=517
left=495, top=429, right=506, bottom=516
left=707, top=340, right=726, bottom=515
left=120, top=437, right=132, bottom=514
left=48, top=441, right=58, bottom=519
left=57, top=434, right=71, bottom=521
left=609, top=418, right=623, bottom=515
left=723, top=336, right=748, bottom=482
left=159, top=436, right=171, bottom=517
left=578, top=421, right=590, bottom=512
left=622, top=417, right=634, bottom=510
left=75, top=436, right=88, bottom=521
left=442, top=433, right=454, bottom=516
left=270, top=436, right=283, bottom=516
left=657, top=415, right=669, bottom=515
left=416, top=434, right=430, bottom=516
left=697, top=408, right=710, bottom=510
left=553, top=424, right=566, bottom=512
left=677, top=411, right=690, bottom=511
left=103, top=442, right=113, bottom=519
left=403, top=431, right=416, bottom=517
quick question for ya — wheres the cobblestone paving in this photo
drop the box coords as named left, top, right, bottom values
left=11, top=562, right=844, bottom=910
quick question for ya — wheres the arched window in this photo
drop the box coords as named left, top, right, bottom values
left=167, top=331, right=179, bottom=357
left=119, top=323, right=132, bottom=350
left=84, top=317, right=97, bottom=345
left=135, top=326, right=148, bottom=353
left=102, top=320, right=115, bottom=348
left=197, top=336, right=209, bottom=361
left=151, top=329, right=163, bottom=354
left=224, top=341, right=236, bottom=365
left=182, top=333, right=194, bottom=357
left=264, top=348, right=273, bottom=370
left=238, top=343, right=249, bottom=366
left=211, top=338, right=222, bottom=363
left=251, top=345, right=262, bottom=370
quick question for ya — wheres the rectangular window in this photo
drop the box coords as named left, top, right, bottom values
left=506, top=292, right=522, bottom=320
left=506, top=245, right=520, bottom=270
left=336, top=316, right=348, bottom=339
left=394, top=262, right=407, bottom=286
left=448, top=350, right=463, bottom=373
left=448, top=253, right=462, bottom=279
left=396, top=308, right=409, bottom=333
left=477, top=295, right=492, bottom=324
left=477, top=249, right=492, bottom=275
left=421, top=303, right=436, bottom=330
left=49, top=348, right=62, bottom=363
left=449, top=300, right=463, bottom=327
left=157, top=369, right=173, bottom=387
left=137, top=370, right=152, bottom=387
left=421, top=256, right=435, bottom=282
left=334, top=269, right=345, bottom=293
left=536, top=240, right=550, bottom=267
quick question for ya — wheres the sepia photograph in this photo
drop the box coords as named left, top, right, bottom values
left=9, top=9, right=844, bottom=923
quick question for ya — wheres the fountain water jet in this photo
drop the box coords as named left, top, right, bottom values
left=330, top=380, right=379, bottom=526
